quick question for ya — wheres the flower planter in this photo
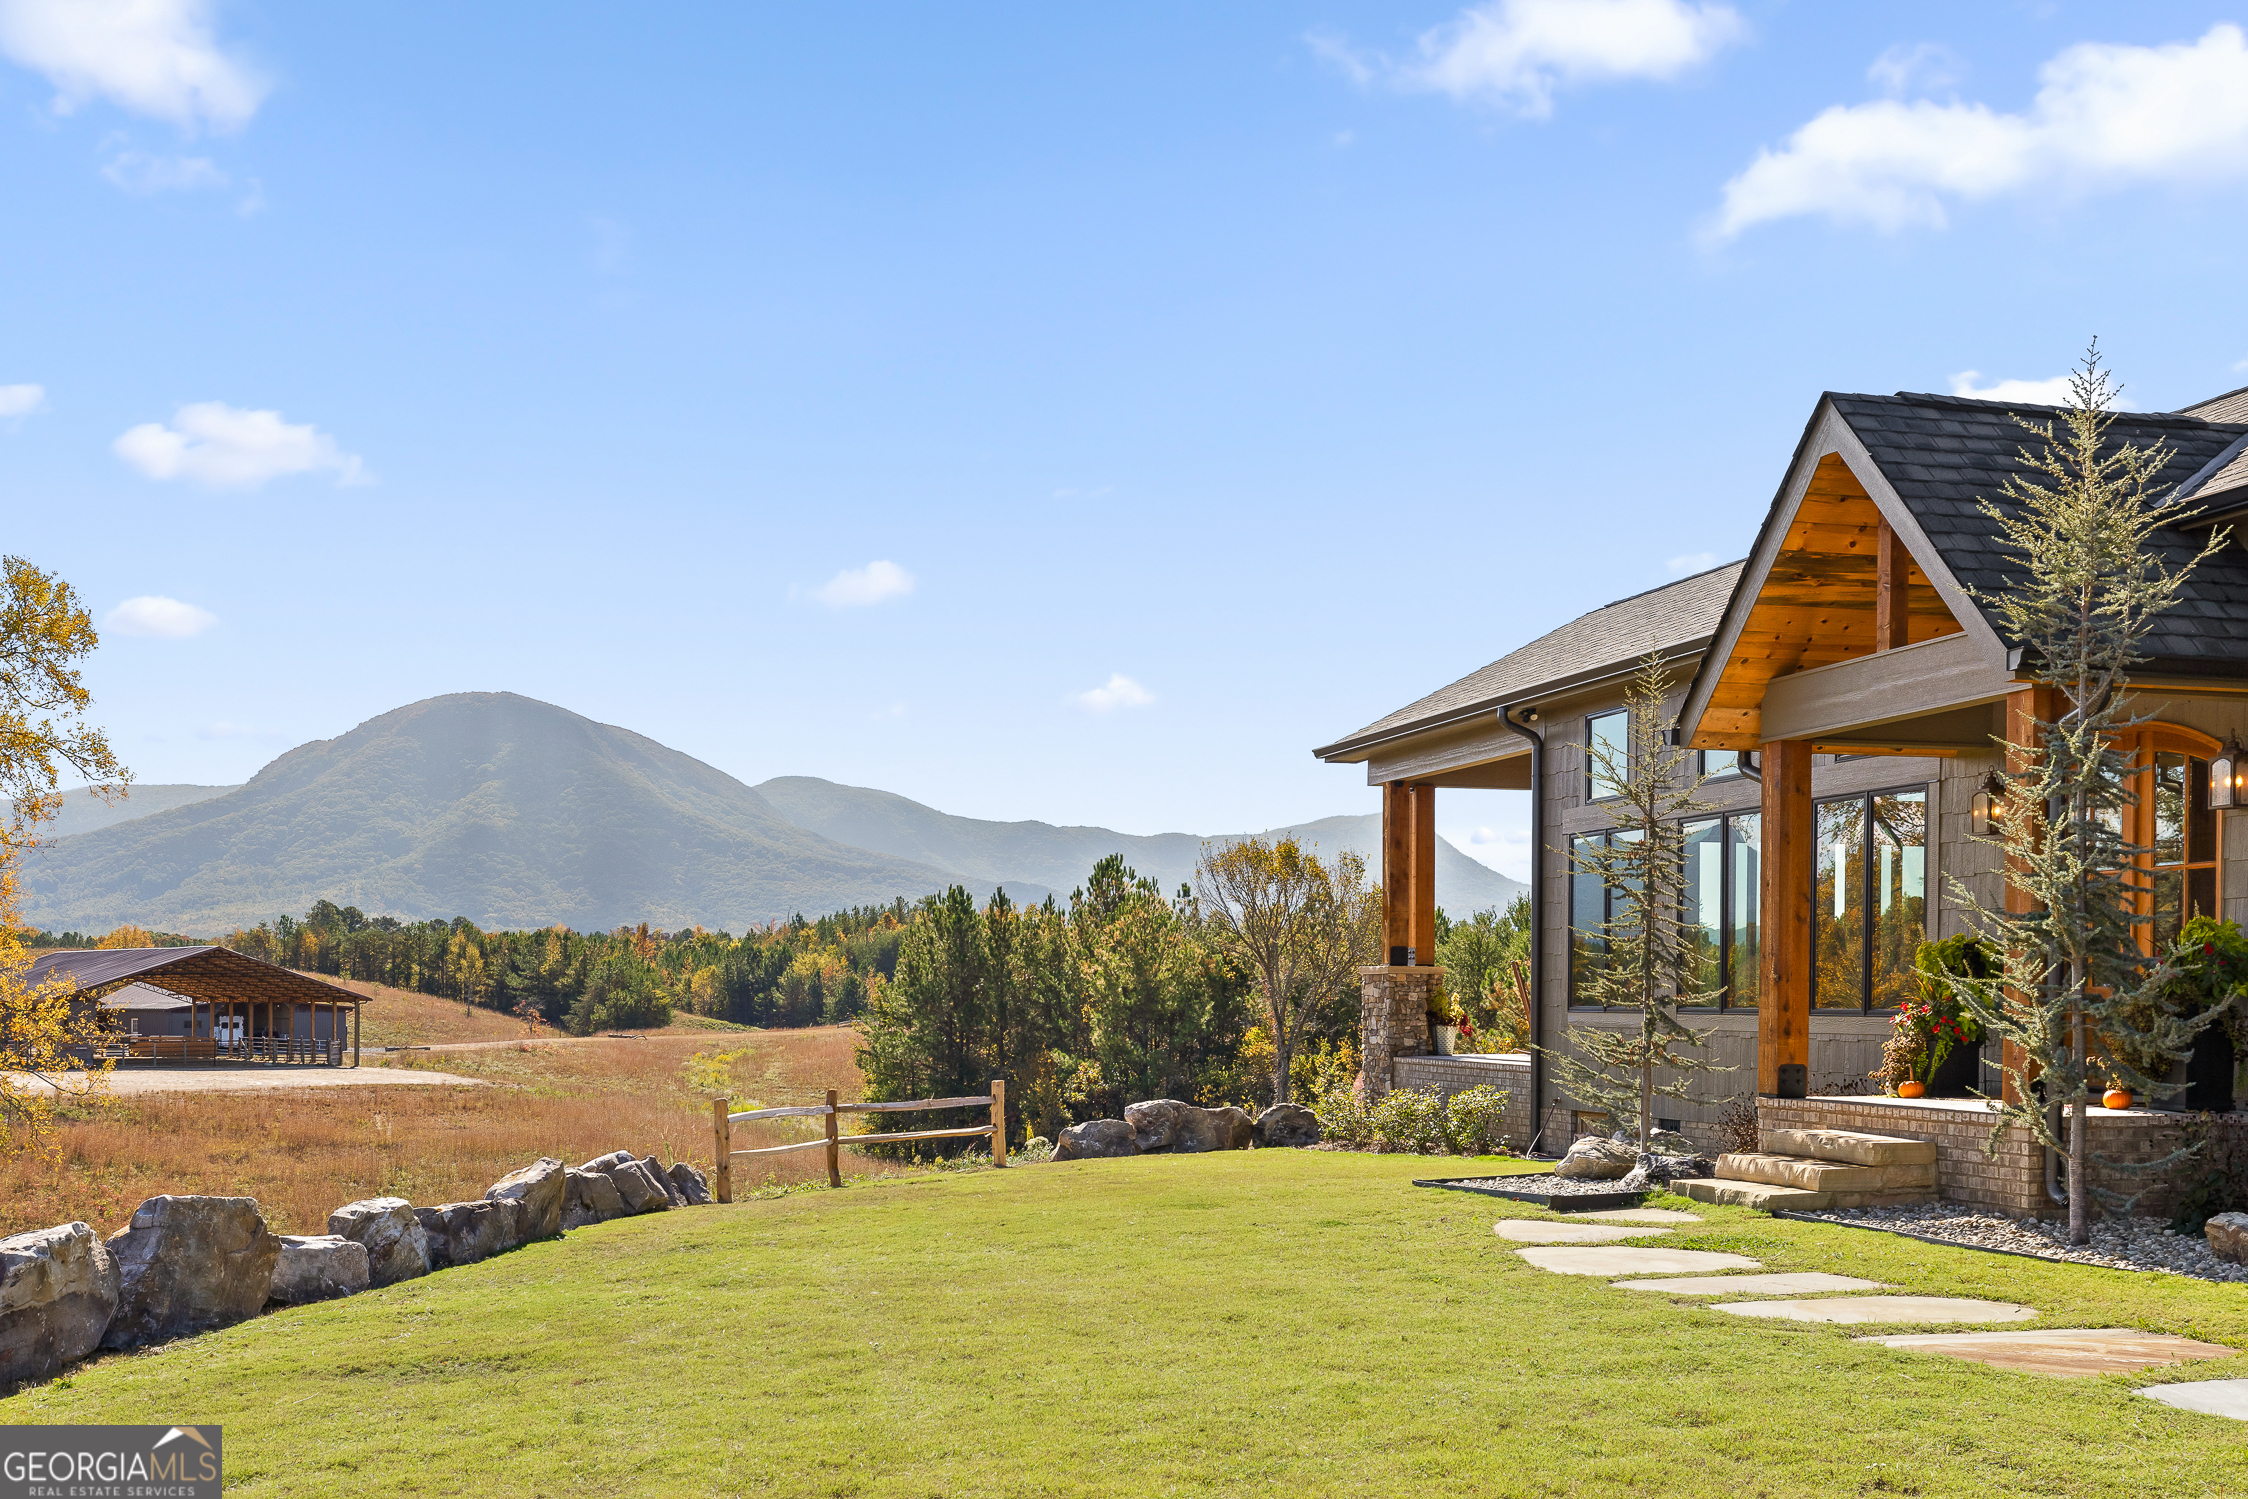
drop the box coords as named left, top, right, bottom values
left=1431, top=1025, right=1459, bottom=1057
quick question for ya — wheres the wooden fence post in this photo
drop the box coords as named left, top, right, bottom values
left=712, top=1097, right=733, bottom=1203
left=824, top=1087, right=841, bottom=1188
left=990, top=1078, right=1007, bottom=1168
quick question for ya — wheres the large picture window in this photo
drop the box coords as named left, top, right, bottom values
left=2113, top=725, right=2224, bottom=953
left=1813, top=788, right=1928, bottom=1012
left=1586, top=710, right=1628, bottom=801
left=1572, top=815, right=1758, bottom=1010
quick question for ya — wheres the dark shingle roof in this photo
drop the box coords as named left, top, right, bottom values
left=1833, top=392, right=2248, bottom=674
left=1314, top=562, right=1745, bottom=757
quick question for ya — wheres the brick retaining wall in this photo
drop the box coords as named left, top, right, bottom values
left=1758, top=1095, right=2195, bottom=1219
left=1392, top=1053, right=1535, bottom=1150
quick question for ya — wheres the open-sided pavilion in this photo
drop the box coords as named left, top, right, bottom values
left=32, top=946, right=367, bottom=1066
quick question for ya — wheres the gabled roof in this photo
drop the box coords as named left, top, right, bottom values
left=1832, top=392, right=2248, bottom=672
left=1313, top=561, right=1744, bottom=760
left=29, top=946, right=365, bottom=1007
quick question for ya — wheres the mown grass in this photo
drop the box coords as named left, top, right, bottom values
left=15, top=1150, right=2248, bottom=1497
left=1, top=1027, right=880, bottom=1237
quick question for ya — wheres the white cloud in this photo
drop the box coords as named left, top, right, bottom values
left=1713, top=24, right=2248, bottom=238
left=114, top=402, right=368, bottom=490
left=0, top=0, right=267, bottom=132
left=106, top=594, right=216, bottom=638
left=1868, top=42, right=1964, bottom=97
left=811, top=559, right=913, bottom=608
left=0, top=382, right=45, bottom=416
left=1347, top=0, right=1746, bottom=118
left=1666, top=551, right=1719, bottom=576
left=101, top=148, right=224, bottom=193
left=1948, top=370, right=2074, bottom=405
left=1073, top=673, right=1155, bottom=713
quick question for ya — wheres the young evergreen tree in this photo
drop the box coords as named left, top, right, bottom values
left=1946, top=348, right=2228, bottom=1245
left=1540, top=651, right=1725, bottom=1149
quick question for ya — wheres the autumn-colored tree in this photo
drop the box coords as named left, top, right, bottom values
left=95, top=924, right=156, bottom=949
left=1, top=556, right=129, bottom=1153
left=1193, top=836, right=1380, bottom=1104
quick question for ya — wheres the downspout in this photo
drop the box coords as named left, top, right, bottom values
left=1501, top=704, right=1548, bottom=1154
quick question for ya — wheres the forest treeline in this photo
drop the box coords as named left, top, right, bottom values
left=37, top=854, right=1532, bottom=1142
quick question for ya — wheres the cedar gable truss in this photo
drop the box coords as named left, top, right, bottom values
left=1692, top=453, right=1965, bottom=752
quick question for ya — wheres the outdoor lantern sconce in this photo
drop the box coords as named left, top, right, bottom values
left=1970, top=773, right=2006, bottom=837
left=2214, top=738, right=2247, bottom=810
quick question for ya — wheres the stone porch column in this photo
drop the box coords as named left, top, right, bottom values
left=1360, top=964, right=1442, bottom=1103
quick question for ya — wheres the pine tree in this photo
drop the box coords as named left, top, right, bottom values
left=1540, top=651, right=1726, bottom=1148
left=1946, top=347, right=2229, bottom=1244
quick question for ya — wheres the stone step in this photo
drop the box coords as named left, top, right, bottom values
left=1678, top=1179, right=1830, bottom=1212
left=1717, top=1152, right=1936, bottom=1194
left=1761, top=1127, right=1936, bottom=1168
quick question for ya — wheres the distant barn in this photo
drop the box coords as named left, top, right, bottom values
left=30, top=946, right=367, bottom=1066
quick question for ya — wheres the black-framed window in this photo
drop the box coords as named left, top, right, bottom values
left=1700, top=750, right=1741, bottom=779
left=1813, top=787, right=1928, bottom=1012
left=1570, top=822, right=1764, bottom=1010
left=1586, top=710, right=1628, bottom=801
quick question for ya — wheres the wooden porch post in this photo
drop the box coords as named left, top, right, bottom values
left=352, top=1001, right=361, bottom=1068
left=1875, top=518, right=1909, bottom=652
left=2000, top=685, right=2060, bottom=1106
left=1758, top=739, right=1814, bottom=1097
left=1383, top=781, right=1413, bottom=965
left=1410, top=782, right=1436, bottom=967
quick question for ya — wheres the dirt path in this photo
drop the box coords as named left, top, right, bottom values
left=9, top=1064, right=488, bottom=1096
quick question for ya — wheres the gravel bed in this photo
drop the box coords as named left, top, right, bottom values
left=1799, top=1202, right=2248, bottom=1283
left=1427, top=1173, right=1648, bottom=1199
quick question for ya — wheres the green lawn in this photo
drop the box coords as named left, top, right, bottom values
left=15, top=1151, right=2248, bottom=1497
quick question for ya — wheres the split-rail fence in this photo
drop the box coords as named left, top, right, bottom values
left=709, top=1080, right=1006, bottom=1199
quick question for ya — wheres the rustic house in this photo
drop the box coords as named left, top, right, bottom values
left=1315, top=386, right=2248, bottom=1216
left=34, top=946, right=368, bottom=1065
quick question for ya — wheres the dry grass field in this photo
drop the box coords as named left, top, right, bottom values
left=1, top=1024, right=898, bottom=1238
left=329, top=976, right=747, bottom=1048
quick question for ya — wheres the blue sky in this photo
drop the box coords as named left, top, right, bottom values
left=9, top=1, right=2248, bottom=885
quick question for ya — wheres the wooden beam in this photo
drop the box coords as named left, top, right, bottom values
left=2000, top=685, right=2060, bottom=1107
left=1383, top=781, right=1412, bottom=964
left=1758, top=739, right=1814, bottom=1098
left=1411, top=782, right=1436, bottom=966
left=1875, top=517, right=1909, bottom=652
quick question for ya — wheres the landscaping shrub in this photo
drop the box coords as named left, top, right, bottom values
left=1442, top=1085, right=1511, bottom=1156
left=1369, top=1088, right=1445, bottom=1154
left=2170, top=1111, right=2248, bottom=1232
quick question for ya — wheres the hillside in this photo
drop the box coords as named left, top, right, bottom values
left=756, top=777, right=1526, bottom=912
left=20, top=693, right=991, bottom=933
left=45, top=782, right=240, bottom=838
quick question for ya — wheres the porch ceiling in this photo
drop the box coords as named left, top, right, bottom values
left=1695, top=454, right=1964, bottom=751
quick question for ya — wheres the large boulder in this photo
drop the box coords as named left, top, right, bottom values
left=1174, top=1105, right=1255, bottom=1153
left=1, top=1221, right=120, bottom=1385
left=668, top=1162, right=713, bottom=1206
left=1553, top=1137, right=1638, bottom=1181
left=1254, top=1104, right=1323, bottom=1148
left=2208, top=1210, right=2248, bottom=1264
left=562, top=1168, right=625, bottom=1229
left=268, top=1235, right=371, bottom=1305
left=641, top=1154, right=688, bottom=1207
left=101, top=1196, right=280, bottom=1350
left=327, top=1197, right=431, bottom=1287
left=1053, top=1119, right=1139, bottom=1160
left=1618, top=1153, right=1715, bottom=1191
left=415, top=1200, right=527, bottom=1269
left=1124, top=1099, right=1191, bottom=1152
left=581, top=1151, right=673, bottom=1215
left=485, top=1157, right=565, bottom=1241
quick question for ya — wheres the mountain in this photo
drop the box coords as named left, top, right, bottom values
left=21, top=694, right=1015, bottom=934
left=45, top=783, right=241, bottom=839
left=755, top=777, right=1527, bottom=913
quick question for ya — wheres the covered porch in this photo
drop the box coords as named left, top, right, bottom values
left=33, top=945, right=367, bottom=1067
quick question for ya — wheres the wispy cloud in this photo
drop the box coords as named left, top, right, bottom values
left=114, top=401, right=369, bottom=490
left=0, top=382, right=46, bottom=417
left=106, top=594, right=216, bottom=638
left=1318, top=0, right=1747, bottom=119
left=1947, top=370, right=2131, bottom=408
left=1868, top=42, right=1964, bottom=97
left=1665, top=551, right=1719, bottom=576
left=1712, top=24, right=2248, bottom=239
left=812, top=560, right=914, bottom=608
left=101, top=147, right=224, bottom=193
left=1073, top=673, right=1154, bottom=713
left=0, top=0, right=268, bottom=133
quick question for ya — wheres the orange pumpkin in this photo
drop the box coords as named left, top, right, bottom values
left=1898, top=1080, right=1927, bottom=1099
left=2102, top=1088, right=2134, bottom=1111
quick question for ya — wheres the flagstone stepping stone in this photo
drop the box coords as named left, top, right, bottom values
left=2140, top=1379, right=2248, bottom=1420
left=1612, top=1272, right=1887, bottom=1295
left=1716, top=1296, right=2035, bottom=1326
left=1581, top=1208, right=1702, bottom=1225
left=1860, top=1328, right=2235, bottom=1378
left=1496, top=1221, right=1671, bottom=1245
left=1516, top=1246, right=1760, bottom=1276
